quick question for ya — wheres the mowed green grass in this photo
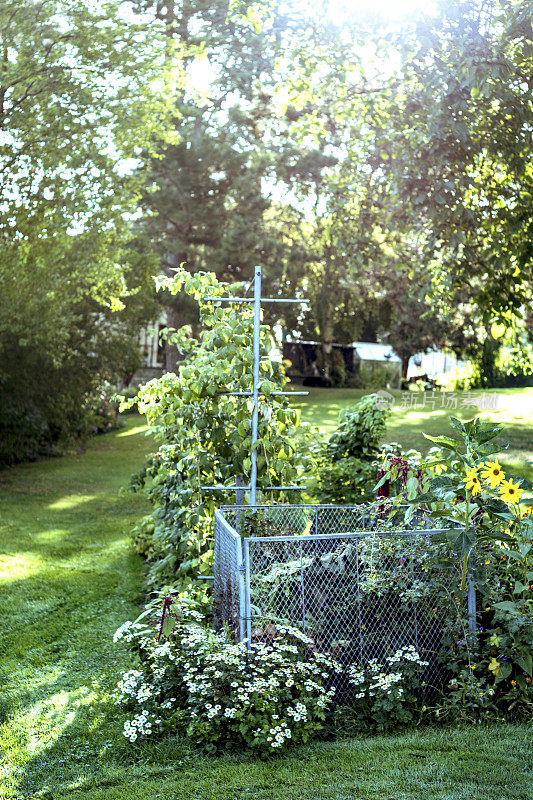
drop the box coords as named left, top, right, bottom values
left=0, top=417, right=532, bottom=799
left=293, top=386, right=533, bottom=482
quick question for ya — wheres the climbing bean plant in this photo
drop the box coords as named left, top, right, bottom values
left=122, top=268, right=316, bottom=596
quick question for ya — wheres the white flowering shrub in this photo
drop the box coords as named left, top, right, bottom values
left=346, top=645, right=429, bottom=730
left=114, top=611, right=341, bottom=753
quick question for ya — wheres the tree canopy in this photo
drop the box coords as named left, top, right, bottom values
left=2, top=0, right=531, bottom=464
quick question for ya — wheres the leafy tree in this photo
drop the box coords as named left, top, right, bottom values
left=383, top=0, right=533, bottom=378
left=0, top=0, right=177, bottom=464
left=137, top=0, right=295, bottom=369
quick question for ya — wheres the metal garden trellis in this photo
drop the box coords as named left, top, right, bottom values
left=201, top=264, right=309, bottom=502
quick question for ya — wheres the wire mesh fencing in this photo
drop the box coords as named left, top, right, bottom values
left=214, top=505, right=472, bottom=703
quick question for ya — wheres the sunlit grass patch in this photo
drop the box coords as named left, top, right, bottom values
left=48, top=494, right=99, bottom=510
left=0, top=553, right=46, bottom=582
left=295, top=386, right=533, bottom=481
left=117, top=424, right=150, bottom=437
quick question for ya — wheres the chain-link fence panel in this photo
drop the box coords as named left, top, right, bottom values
left=213, top=509, right=245, bottom=641
left=214, top=505, right=469, bottom=704
left=222, top=504, right=442, bottom=538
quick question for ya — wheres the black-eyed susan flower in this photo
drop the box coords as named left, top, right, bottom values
left=480, top=459, right=505, bottom=488
left=499, top=478, right=524, bottom=505
left=464, top=467, right=481, bottom=496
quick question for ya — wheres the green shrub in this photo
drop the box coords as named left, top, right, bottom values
left=438, top=361, right=482, bottom=391
left=0, top=394, right=57, bottom=467
left=85, top=393, right=123, bottom=435
left=359, top=363, right=398, bottom=390
left=312, top=394, right=390, bottom=504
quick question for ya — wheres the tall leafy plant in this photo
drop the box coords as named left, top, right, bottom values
left=408, top=417, right=533, bottom=712
left=312, top=394, right=390, bottom=504
left=412, top=417, right=529, bottom=590
left=123, top=268, right=316, bottom=594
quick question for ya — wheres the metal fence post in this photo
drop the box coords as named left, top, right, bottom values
left=249, top=266, right=261, bottom=506
left=243, top=538, right=252, bottom=645
left=236, top=534, right=246, bottom=643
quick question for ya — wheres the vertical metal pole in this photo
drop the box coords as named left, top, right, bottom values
left=250, top=265, right=261, bottom=506
left=235, top=475, right=244, bottom=535
left=236, top=533, right=246, bottom=643
left=299, top=540, right=306, bottom=635
left=411, top=535, right=419, bottom=649
left=355, top=535, right=363, bottom=664
left=244, top=539, right=252, bottom=645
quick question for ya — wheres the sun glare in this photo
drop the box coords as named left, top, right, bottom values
left=313, top=0, right=436, bottom=22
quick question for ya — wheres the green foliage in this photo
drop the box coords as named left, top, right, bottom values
left=408, top=416, right=533, bottom=715
left=359, top=364, right=399, bottom=391
left=123, top=267, right=316, bottom=592
left=438, top=362, right=483, bottom=392
left=384, top=0, right=533, bottom=341
left=0, top=1, right=174, bottom=465
left=313, top=394, right=389, bottom=504
left=0, top=396, right=57, bottom=467
left=327, top=395, right=389, bottom=460
left=114, top=609, right=337, bottom=754
left=0, top=282, right=154, bottom=467
left=85, top=393, right=123, bottom=436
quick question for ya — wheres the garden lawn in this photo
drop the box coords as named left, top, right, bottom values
left=0, top=417, right=532, bottom=800
left=293, top=386, right=533, bottom=483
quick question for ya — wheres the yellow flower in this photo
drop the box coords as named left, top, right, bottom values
left=488, top=658, right=500, bottom=675
left=499, top=478, right=524, bottom=506
left=480, top=459, right=505, bottom=488
left=464, top=467, right=481, bottom=496
left=521, top=505, right=533, bottom=518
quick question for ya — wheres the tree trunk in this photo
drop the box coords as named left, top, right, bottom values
left=319, top=315, right=334, bottom=383
left=480, top=331, right=500, bottom=388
